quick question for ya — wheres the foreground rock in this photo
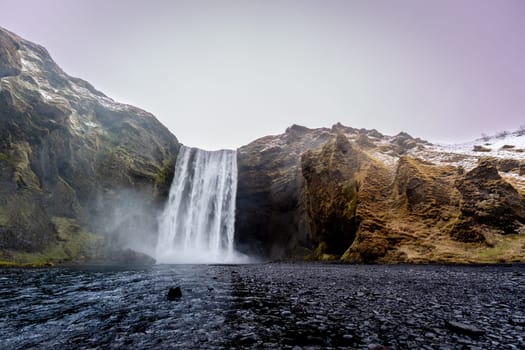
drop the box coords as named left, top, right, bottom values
left=167, top=286, right=182, bottom=300
left=0, top=27, right=179, bottom=265
left=445, top=320, right=485, bottom=337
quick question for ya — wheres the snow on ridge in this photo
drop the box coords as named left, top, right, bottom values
left=19, top=55, right=40, bottom=73
left=16, top=44, right=132, bottom=114
left=480, top=132, right=525, bottom=150
left=402, top=131, right=525, bottom=171
left=5, top=44, right=134, bottom=138
left=433, top=133, right=525, bottom=160
left=19, top=47, right=44, bottom=74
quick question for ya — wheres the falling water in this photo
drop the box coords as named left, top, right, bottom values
left=155, top=146, right=244, bottom=263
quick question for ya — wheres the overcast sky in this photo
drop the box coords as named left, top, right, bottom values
left=1, top=0, right=524, bottom=150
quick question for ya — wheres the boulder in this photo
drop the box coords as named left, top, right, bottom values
left=167, top=286, right=182, bottom=300
left=473, top=145, right=491, bottom=152
left=454, top=159, right=525, bottom=238
left=445, top=320, right=485, bottom=337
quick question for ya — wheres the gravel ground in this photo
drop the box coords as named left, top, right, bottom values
left=0, top=263, right=524, bottom=349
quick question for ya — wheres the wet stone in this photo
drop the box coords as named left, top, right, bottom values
left=445, top=321, right=485, bottom=337
left=0, top=263, right=523, bottom=349
left=368, top=344, right=389, bottom=350
left=281, top=310, right=293, bottom=318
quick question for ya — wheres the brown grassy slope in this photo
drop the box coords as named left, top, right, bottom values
left=341, top=156, right=525, bottom=263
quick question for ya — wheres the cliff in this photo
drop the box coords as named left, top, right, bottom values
left=0, top=27, right=179, bottom=265
left=236, top=124, right=525, bottom=263
left=2, top=27, right=524, bottom=266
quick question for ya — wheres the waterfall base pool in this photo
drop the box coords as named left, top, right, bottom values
left=1, top=263, right=524, bottom=349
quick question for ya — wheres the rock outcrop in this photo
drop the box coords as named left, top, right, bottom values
left=0, top=27, right=179, bottom=265
left=236, top=124, right=525, bottom=263
left=452, top=159, right=525, bottom=242
left=301, top=133, right=363, bottom=258
left=235, top=124, right=326, bottom=258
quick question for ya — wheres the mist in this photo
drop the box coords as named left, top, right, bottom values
left=90, top=188, right=162, bottom=258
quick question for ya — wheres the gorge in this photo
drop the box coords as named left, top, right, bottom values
left=1, top=26, right=525, bottom=266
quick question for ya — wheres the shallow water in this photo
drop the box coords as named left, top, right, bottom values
left=0, top=263, right=524, bottom=349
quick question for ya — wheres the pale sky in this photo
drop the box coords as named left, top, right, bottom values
left=1, top=0, right=524, bottom=150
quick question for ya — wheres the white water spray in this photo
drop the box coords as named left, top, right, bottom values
left=155, top=146, right=246, bottom=263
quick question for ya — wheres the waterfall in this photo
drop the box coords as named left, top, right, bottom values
left=155, top=146, right=244, bottom=263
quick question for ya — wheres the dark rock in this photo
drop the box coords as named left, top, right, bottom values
left=332, top=122, right=359, bottom=134
left=473, top=145, right=492, bottom=152
left=301, top=133, right=361, bottom=257
left=509, top=317, right=525, bottom=326
left=392, top=131, right=418, bottom=150
left=238, top=332, right=257, bottom=345
left=285, top=124, right=311, bottom=135
left=368, top=344, right=389, bottom=350
left=367, top=129, right=384, bottom=139
left=445, top=321, right=485, bottom=337
left=453, top=159, right=525, bottom=240
left=280, top=310, right=292, bottom=318
left=235, top=125, right=332, bottom=259
left=498, top=159, right=524, bottom=173
left=167, top=287, right=182, bottom=300
left=356, top=133, right=376, bottom=148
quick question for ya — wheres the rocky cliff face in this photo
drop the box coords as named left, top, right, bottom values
left=235, top=125, right=323, bottom=258
left=0, top=28, right=179, bottom=265
left=236, top=124, right=525, bottom=263
left=2, top=27, right=524, bottom=266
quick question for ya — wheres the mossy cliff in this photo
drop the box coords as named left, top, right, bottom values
left=236, top=124, right=525, bottom=263
left=0, top=27, right=179, bottom=266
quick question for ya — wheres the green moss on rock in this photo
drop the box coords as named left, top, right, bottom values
left=0, top=217, right=100, bottom=266
left=0, top=207, right=8, bottom=226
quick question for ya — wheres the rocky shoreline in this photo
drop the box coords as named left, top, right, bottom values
left=1, top=263, right=523, bottom=349
left=221, top=263, right=525, bottom=349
